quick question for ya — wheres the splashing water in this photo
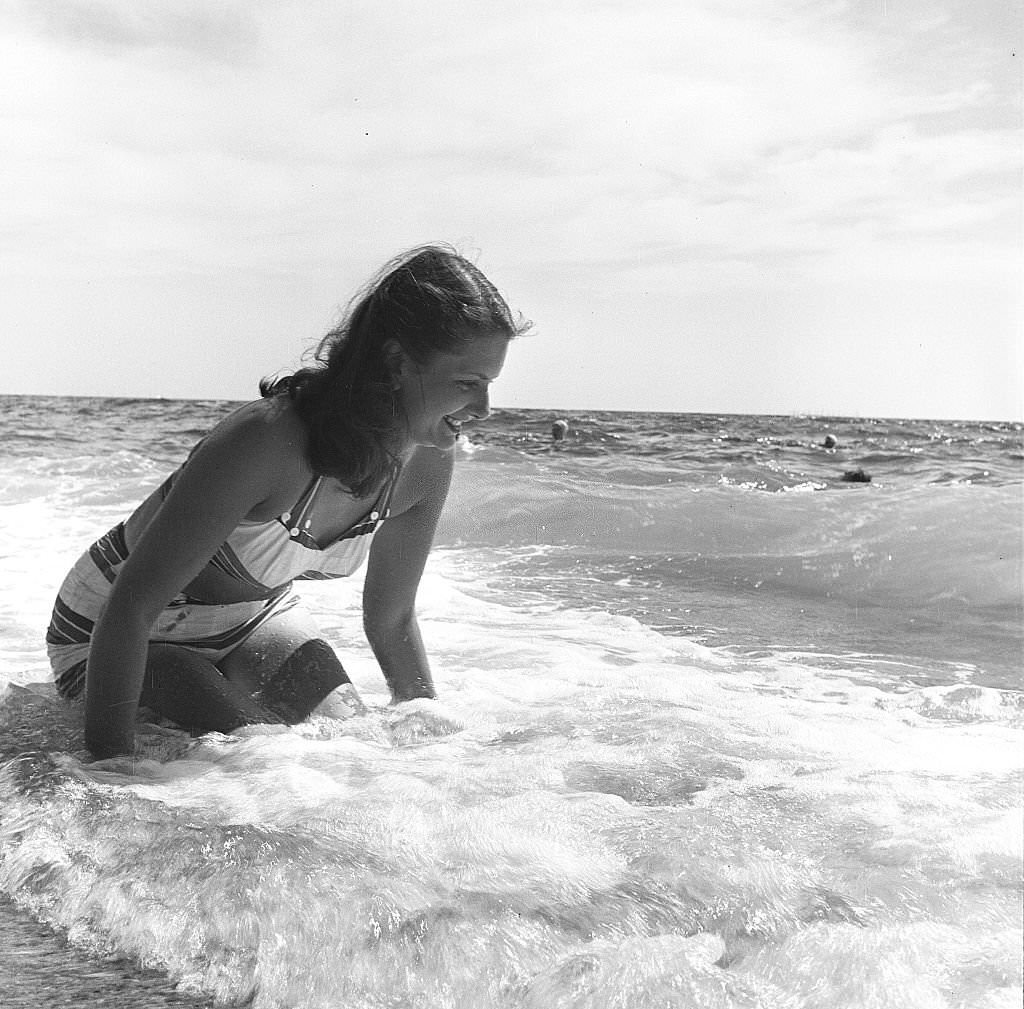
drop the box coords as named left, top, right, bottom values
left=0, top=397, right=1020, bottom=1007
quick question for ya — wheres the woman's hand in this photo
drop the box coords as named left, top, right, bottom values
left=386, top=697, right=465, bottom=743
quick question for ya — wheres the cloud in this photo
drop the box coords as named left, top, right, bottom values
left=0, top=0, right=1017, bottom=292
left=0, top=0, right=1017, bottom=417
left=8, top=0, right=256, bottom=58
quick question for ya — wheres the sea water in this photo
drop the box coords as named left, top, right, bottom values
left=0, top=395, right=1021, bottom=1009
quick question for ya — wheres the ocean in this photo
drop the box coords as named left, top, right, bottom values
left=0, top=394, right=1021, bottom=1008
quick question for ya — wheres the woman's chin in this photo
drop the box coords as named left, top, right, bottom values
left=432, top=420, right=462, bottom=448
left=406, top=427, right=458, bottom=452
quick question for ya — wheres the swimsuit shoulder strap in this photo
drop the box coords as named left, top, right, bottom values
left=280, top=476, right=322, bottom=536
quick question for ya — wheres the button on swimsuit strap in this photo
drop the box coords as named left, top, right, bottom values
left=286, top=476, right=322, bottom=540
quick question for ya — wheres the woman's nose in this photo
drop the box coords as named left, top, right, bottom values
left=471, top=387, right=491, bottom=420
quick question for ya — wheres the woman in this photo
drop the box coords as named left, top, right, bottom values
left=46, top=246, right=525, bottom=759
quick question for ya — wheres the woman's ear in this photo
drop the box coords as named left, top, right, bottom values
left=382, top=339, right=406, bottom=389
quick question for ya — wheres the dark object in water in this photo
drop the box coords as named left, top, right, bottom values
left=841, top=468, right=872, bottom=483
left=822, top=434, right=838, bottom=448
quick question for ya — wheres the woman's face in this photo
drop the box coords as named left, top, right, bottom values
left=395, top=333, right=510, bottom=450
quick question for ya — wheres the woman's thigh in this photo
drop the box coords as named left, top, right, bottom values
left=141, top=644, right=272, bottom=735
left=216, top=603, right=325, bottom=693
left=216, top=604, right=356, bottom=722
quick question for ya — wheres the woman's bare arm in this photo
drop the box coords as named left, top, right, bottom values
left=84, top=405, right=302, bottom=756
left=361, top=448, right=453, bottom=702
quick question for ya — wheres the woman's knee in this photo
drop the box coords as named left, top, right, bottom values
left=217, top=606, right=323, bottom=691
left=260, top=638, right=350, bottom=723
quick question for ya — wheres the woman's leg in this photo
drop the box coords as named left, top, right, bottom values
left=258, top=638, right=355, bottom=723
left=139, top=644, right=278, bottom=735
left=216, top=606, right=363, bottom=724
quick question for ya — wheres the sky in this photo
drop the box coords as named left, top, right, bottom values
left=1, top=0, right=1020, bottom=420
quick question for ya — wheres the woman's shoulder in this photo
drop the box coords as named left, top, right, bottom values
left=197, top=397, right=311, bottom=485
left=125, top=398, right=313, bottom=542
left=209, top=397, right=307, bottom=451
left=390, top=446, right=455, bottom=515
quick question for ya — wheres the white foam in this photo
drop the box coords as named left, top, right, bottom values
left=1, top=496, right=1021, bottom=1007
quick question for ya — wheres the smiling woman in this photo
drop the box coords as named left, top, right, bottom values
left=394, top=334, right=509, bottom=450
left=44, top=245, right=529, bottom=759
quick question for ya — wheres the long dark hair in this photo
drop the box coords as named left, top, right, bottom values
left=261, top=245, right=527, bottom=497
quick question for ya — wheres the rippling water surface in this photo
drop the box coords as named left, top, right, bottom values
left=0, top=396, right=1020, bottom=1008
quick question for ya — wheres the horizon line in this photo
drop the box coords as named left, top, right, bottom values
left=1, top=391, right=1020, bottom=426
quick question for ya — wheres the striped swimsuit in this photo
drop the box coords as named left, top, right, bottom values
left=46, top=466, right=399, bottom=699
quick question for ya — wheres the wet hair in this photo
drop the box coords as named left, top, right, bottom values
left=260, top=245, right=527, bottom=496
